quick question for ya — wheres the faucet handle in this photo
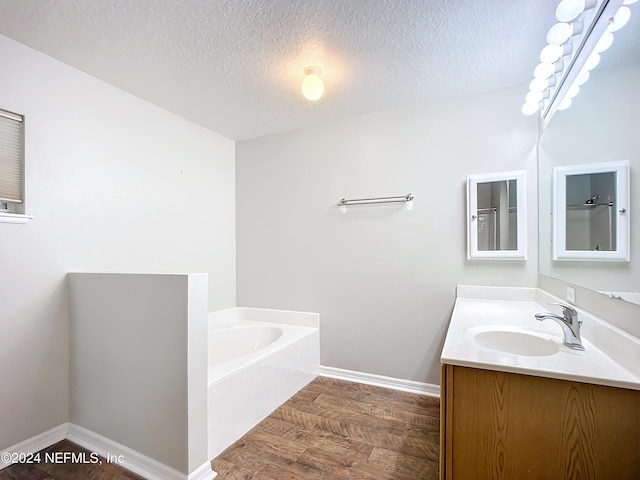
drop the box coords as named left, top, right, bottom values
left=548, top=302, right=578, bottom=321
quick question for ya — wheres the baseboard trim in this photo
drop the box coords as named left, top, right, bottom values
left=68, top=424, right=217, bottom=480
left=189, top=460, right=218, bottom=480
left=319, top=366, right=440, bottom=397
left=0, top=424, right=68, bottom=470
left=1, top=424, right=216, bottom=479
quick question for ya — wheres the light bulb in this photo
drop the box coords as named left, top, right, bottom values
left=558, top=97, right=573, bottom=110
left=540, top=44, right=564, bottom=63
left=534, top=62, right=556, bottom=79
left=556, top=0, right=585, bottom=22
left=301, top=67, right=324, bottom=101
left=575, top=69, right=590, bottom=86
left=522, top=102, right=540, bottom=116
left=594, top=31, right=614, bottom=53
left=529, top=77, right=550, bottom=92
left=547, top=23, right=573, bottom=44
left=584, top=52, right=601, bottom=71
left=526, top=91, right=544, bottom=104
left=607, top=6, right=631, bottom=32
left=567, top=84, right=580, bottom=98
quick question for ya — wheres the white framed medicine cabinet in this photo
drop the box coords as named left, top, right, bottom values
left=467, top=170, right=527, bottom=260
left=553, top=160, right=630, bottom=261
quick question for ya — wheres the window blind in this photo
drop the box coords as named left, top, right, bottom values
left=0, top=109, right=24, bottom=204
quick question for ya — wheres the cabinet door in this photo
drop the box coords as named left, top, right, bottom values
left=442, top=365, right=640, bottom=480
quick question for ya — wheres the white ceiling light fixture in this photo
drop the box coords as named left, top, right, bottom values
left=521, top=0, right=636, bottom=123
left=301, top=66, right=324, bottom=101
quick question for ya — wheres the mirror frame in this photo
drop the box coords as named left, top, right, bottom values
left=467, top=170, right=527, bottom=260
left=552, top=160, right=630, bottom=261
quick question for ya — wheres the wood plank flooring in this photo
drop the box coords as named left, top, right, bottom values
left=0, top=440, right=145, bottom=480
left=212, top=376, right=440, bottom=480
left=0, top=376, right=440, bottom=480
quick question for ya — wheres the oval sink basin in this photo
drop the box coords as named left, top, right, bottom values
left=472, top=328, right=561, bottom=356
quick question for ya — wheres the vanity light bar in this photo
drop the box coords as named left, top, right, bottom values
left=522, top=0, right=635, bottom=124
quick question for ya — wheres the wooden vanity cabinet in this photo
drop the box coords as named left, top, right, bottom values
left=440, top=364, right=640, bottom=480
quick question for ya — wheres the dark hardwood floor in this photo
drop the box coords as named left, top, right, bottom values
left=0, top=376, right=440, bottom=480
left=212, top=376, right=440, bottom=480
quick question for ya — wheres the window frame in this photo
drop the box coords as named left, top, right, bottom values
left=0, top=107, right=31, bottom=224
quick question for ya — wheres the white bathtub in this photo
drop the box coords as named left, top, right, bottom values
left=207, top=307, right=319, bottom=460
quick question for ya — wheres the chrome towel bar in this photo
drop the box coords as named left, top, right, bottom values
left=338, top=193, right=413, bottom=206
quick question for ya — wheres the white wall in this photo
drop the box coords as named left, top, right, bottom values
left=236, top=86, right=538, bottom=385
left=69, top=273, right=208, bottom=475
left=0, top=35, right=236, bottom=452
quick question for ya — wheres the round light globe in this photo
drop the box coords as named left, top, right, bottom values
left=575, top=69, right=590, bottom=86
left=526, top=91, right=544, bottom=104
left=540, top=44, right=564, bottom=63
left=584, top=52, right=601, bottom=71
left=534, top=62, right=555, bottom=79
left=529, top=78, right=548, bottom=92
left=567, top=84, right=581, bottom=98
left=522, top=102, right=539, bottom=116
left=547, top=23, right=573, bottom=44
left=301, top=67, right=324, bottom=101
left=556, top=0, right=585, bottom=22
left=608, top=6, right=631, bottom=33
left=594, top=32, right=614, bottom=53
left=558, top=96, right=573, bottom=111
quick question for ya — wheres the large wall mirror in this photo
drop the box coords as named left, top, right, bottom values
left=538, top=10, right=640, bottom=305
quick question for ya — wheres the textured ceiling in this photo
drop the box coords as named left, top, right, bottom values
left=0, top=0, right=638, bottom=140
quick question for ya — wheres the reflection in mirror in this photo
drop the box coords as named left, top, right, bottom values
left=476, top=180, right=517, bottom=251
left=552, top=161, right=630, bottom=261
left=538, top=26, right=640, bottom=305
left=566, top=173, right=616, bottom=251
left=467, top=171, right=526, bottom=260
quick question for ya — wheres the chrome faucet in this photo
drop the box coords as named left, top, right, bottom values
left=535, top=302, right=585, bottom=351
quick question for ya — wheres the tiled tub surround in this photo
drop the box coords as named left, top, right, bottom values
left=207, top=307, right=319, bottom=460
left=442, top=285, right=640, bottom=390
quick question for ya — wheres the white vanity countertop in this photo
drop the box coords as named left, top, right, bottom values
left=441, top=286, right=640, bottom=391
